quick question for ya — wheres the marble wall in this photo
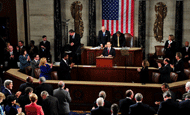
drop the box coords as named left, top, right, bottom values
left=27, top=0, right=54, bottom=60
left=61, top=0, right=89, bottom=46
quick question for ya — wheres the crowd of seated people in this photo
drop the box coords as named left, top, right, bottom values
left=0, top=78, right=71, bottom=115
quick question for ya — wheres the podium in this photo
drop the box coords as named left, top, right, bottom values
left=96, top=56, right=113, bottom=68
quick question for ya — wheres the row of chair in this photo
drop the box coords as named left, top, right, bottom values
left=25, top=66, right=58, bottom=80
left=152, top=69, right=190, bottom=83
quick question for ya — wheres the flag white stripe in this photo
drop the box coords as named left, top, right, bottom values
left=104, top=20, right=107, bottom=29
left=119, top=0, right=121, bottom=32
left=128, top=0, right=131, bottom=33
left=114, top=20, right=116, bottom=33
left=109, top=20, right=111, bottom=33
left=123, top=0, right=126, bottom=34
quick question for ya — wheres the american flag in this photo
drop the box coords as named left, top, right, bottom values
left=102, top=0, right=134, bottom=36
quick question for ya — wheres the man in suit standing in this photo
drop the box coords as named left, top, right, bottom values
left=18, top=87, right=33, bottom=113
left=112, top=31, right=126, bottom=47
left=158, top=58, right=171, bottom=83
left=53, top=81, right=71, bottom=115
left=181, top=41, right=190, bottom=62
left=69, top=29, right=81, bottom=61
left=91, top=97, right=111, bottom=115
left=92, top=91, right=111, bottom=109
left=5, top=45, right=18, bottom=68
left=170, top=52, right=185, bottom=81
left=41, top=91, right=59, bottom=115
left=98, top=26, right=110, bottom=48
left=2, top=80, right=13, bottom=97
left=39, top=35, right=50, bottom=60
left=59, top=53, right=74, bottom=80
left=18, top=76, right=35, bottom=95
left=101, top=42, right=116, bottom=57
left=119, top=89, right=135, bottom=115
left=16, top=40, right=26, bottom=55
left=28, top=40, right=38, bottom=60
left=30, top=54, right=40, bottom=78
left=35, top=77, right=53, bottom=105
left=129, top=93, right=156, bottom=115
left=157, top=91, right=179, bottom=115
left=179, top=94, right=190, bottom=115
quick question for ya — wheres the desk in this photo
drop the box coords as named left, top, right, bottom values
left=81, top=46, right=143, bottom=66
left=70, top=65, right=158, bottom=83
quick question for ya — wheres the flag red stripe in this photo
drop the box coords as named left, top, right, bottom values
left=126, top=0, right=129, bottom=34
left=102, top=19, right=104, bottom=26
left=121, top=0, right=124, bottom=33
left=131, top=0, right=134, bottom=36
left=116, top=20, right=118, bottom=32
left=111, top=20, right=114, bottom=35
left=107, top=20, right=109, bottom=32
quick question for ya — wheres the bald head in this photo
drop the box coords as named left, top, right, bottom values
left=26, top=76, right=33, bottom=84
left=58, top=81, right=65, bottom=88
left=101, top=26, right=106, bottom=32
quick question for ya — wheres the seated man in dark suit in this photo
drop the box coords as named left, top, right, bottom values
left=91, top=97, right=111, bottom=115
left=5, top=45, right=18, bottom=68
left=181, top=41, right=190, bottom=62
left=100, top=42, right=116, bottom=57
left=129, top=93, right=156, bottom=115
left=112, top=31, right=126, bottom=47
left=119, top=89, right=135, bottom=115
left=41, top=91, right=59, bottom=115
left=92, top=91, right=111, bottom=109
left=170, top=52, right=185, bottom=81
left=157, top=58, right=171, bottom=83
left=39, top=35, right=50, bottom=60
left=157, top=91, right=179, bottom=115
left=30, top=54, right=40, bottom=78
left=98, top=26, right=110, bottom=48
left=69, top=29, right=81, bottom=61
left=35, top=77, right=53, bottom=105
left=59, top=53, right=74, bottom=80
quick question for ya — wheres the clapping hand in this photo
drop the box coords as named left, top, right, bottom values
left=65, top=88, right=69, bottom=92
left=170, top=64, right=174, bottom=68
left=50, top=63, right=53, bottom=68
left=137, top=68, right=141, bottom=72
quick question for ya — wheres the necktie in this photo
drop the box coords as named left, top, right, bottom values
left=108, top=48, right=110, bottom=54
left=186, top=47, right=188, bottom=52
left=117, top=36, right=120, bottom=47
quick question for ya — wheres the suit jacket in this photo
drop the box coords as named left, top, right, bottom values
left=17, top=46, right=27, bottom=55
left=5, top=50, right=18, bottom=68
left=39, top=64, right=52, bottom=80
left=181, top=46, right=190, bottom=61
left=42, top=95, right=59, bottom=115
left=173, top=59, right=185, bottom=81
left=18, top=94, right=31, bottom=113
left=102, top=47, right=116, bottom=57
left=30, top=60, right=40, bottom=77
left=157, top=99, right=179, bottom=115
left=98, top=30, right=110, bottom=46
left=179, top=99, right=190, bottom=115
left=129, top=103, right=156, bottom=115
left=18, top=82, right=35, bottom=94
left=164, top=40, right=176, bottom=63
left=39, top=41, right=50, bottom=58
left=53, top=88, right=71, bottom=114
left=25, top=103, right=44, bottom=115
left=139, top=66, right=149, bottom=84
left=28, top=46, right=38, bottom=59
left=93, top=99, right=111, bottom=109
left=2, top=88, right=12, bottom=97
left=69, top=33, right=81, bottom=56
left=35, top=83, right=53, bottom=105
left=159, top=64, right=171, bottom=83
left=112, top=33, right=126, bottom=47
left=119, top=98, right=135, bottom=115
left=91, top=106, right=111, bottom=115
left=59, top=59, right=71, bottom=80
left=182, top=91, right=190, bottom=100
left=5, top=104, right=19, bottom=115
left=19, top=54, right=30, bottom=70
